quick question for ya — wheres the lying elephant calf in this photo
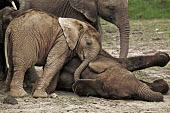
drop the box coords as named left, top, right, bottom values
left=5, top=9, right=101, bottom=98
left=47, top=50, right=169, bottom=102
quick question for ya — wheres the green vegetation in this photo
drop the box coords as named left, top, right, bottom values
left=54, top=98, right=86, bottom=105
left=129, top=0, right=170, bottom=19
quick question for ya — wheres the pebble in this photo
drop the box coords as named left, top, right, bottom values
left=50, top=93, right=58, bottom=98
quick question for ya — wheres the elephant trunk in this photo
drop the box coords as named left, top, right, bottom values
left=75, top=42, right=100, bottom=81
left=115, top=7, right=130, bottom=58
left=137, top=83, right=163, bottom=102
left=74, top=59, right=90, bottom=82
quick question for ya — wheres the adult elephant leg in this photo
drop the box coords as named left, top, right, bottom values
left=115, top=52, right=170, bottom=72
left=136, top=83, right=163, bottom=102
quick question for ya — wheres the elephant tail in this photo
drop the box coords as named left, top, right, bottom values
left=137, top=83, right=163, bottom=102
left=4, top=26, right=11, bottom=69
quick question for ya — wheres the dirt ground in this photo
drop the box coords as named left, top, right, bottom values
left=0, top=19, right=170, bottom=113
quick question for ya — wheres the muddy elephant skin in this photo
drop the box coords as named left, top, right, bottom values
left=5, top=9, right=101, bottom=98
left=48, top=50, right=170, bottom=102
left=3, top=0, right=130, bottom=58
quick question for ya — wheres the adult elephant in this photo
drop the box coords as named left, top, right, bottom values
left=9, top=0, right=130, bottom=58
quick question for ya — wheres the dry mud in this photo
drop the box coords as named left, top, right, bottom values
left=0, top=19, right=170, bottom=113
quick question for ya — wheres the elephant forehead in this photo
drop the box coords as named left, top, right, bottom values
left=82, top=31, right=100, bottom=43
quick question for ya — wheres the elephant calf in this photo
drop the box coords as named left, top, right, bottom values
left=5, top=9, right=101, bottom=98
left=48, top=50, right=170, bottom=102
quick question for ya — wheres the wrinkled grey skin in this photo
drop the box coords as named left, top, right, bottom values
left=47, top=50, right=170, bottom=102
left=5, top=9, right=101, bottom=98
left=0, top=7, right=36, bottom=82
left=0, top=7, right=16, bottom=41
left=0, top=7, right=22, bottom=80
left=10, top=0, right=130, bottom=58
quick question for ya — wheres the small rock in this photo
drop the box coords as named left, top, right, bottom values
left=155, top=28, right=159, bottom=31
left=3, top=95, right=18, bottom=105
left=156, top=32, right=164, bottom=34
left=24, top=99, right=29, bottom=102
left=49, top=93, right=58, bottom=98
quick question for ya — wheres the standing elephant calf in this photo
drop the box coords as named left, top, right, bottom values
left=5, top=9, right=101, bottom=97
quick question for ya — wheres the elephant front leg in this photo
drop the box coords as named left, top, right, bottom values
left=33, top=41, right=69, bottom=98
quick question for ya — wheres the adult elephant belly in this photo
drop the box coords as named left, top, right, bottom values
left=21, top=0, right=89, bottom=23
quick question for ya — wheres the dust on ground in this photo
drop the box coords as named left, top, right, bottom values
left=0, top=19, right=170, bottom=113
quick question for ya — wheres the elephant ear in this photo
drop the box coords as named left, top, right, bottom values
left=58, top=17, right=86, bottom=50
left=89, top=56, right=120, bottom=73
left=69, top=0, right=97, bottom=22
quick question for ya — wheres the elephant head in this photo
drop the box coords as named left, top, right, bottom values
left=0, top=7, right=19, bottom=43
left=70, top=0, right=130, bottom=58
left=0, top=7, right=13, bottom=43
left=59, top=18, right=101, bottom=81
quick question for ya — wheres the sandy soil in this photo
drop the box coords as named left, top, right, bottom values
left=0, top=19, right=170, bottom=113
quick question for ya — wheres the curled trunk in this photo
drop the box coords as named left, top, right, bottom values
left=137, top=83, right=163, bottom=102
left=74, top=59, right=90, bottom=82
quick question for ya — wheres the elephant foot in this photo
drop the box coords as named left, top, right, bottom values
left=33, top=90, right=48, bottom=98
left=10, top=88, right=28, bottom=97
left=155, top=52, right=170, bottom=67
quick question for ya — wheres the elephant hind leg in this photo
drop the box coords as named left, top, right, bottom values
left=137, top=83, right=163, bottom=102
left=10, top=66, right=28, bottom=97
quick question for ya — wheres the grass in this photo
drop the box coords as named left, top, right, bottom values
left=129, top=0, right=170, bottom=19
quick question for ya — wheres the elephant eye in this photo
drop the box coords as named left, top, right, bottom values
left=107, top=6, right=115, bottom=11
left=86, top=40, right=92, bottom=46
left=79, top=24, right=83, bottom=30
